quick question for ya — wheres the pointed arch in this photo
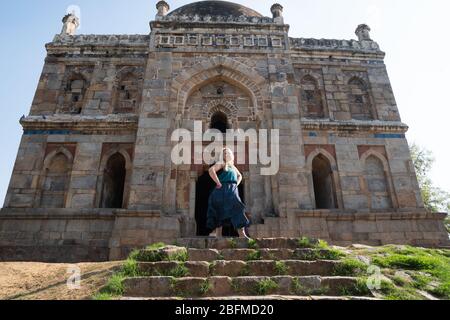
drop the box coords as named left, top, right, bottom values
left=347, top=76, right=375, bottom=120
left=360, top=150, right=396, bottom=210
left=39, top=147, right=74, bottom=208
left=170, top=56, right=266, bottom=121
left=112, top=66, right=144, bottom=114
left=306, top=148, right=343, bottom=209
left=96, top=147, right=133, bottom=209
left=300, top=74, right=325, bottom=119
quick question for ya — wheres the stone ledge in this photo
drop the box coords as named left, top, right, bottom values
left=287, top=209, right=447, bottom=221
left=20, top=115, right=139, bottom=132
left=301, top=119, right=409, bottom=133
left=0, top=208, right=162, bottom=220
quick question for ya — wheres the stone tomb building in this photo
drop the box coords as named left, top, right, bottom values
left=1, top=1, right=448, bottom=262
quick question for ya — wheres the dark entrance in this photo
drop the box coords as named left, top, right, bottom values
left=100, top=153, right=126, bottom=209
left=195, top=169, right=245, bottom=237
left=312, top=154, right=337, bottom=209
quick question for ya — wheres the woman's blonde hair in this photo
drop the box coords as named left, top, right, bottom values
left=217, top=147, right=235, bottom=168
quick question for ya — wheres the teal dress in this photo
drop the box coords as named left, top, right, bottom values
left=207, top=165, right=249, bottom=231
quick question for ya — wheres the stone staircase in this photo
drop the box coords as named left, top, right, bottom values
left=122, top=238, right=377, bottom=300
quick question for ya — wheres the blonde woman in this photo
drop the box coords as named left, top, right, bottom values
left=207, top=147, right=251, bottom=239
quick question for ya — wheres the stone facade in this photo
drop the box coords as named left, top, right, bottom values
left=1, top=1, right=448, bottom=262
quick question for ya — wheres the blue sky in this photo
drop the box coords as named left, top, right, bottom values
left=1, top=0, right=449, bottom=204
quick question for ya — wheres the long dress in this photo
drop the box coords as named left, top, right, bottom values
left=206, top=166, right=250, bottom=231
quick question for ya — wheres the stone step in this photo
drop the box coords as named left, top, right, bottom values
left=177, top=238, right=305, bottom=250
left=123, top=276, right=366, bottom=298
left=137, top=260, right=339, bottom=278
left=187, top=248, right=340, bottom=262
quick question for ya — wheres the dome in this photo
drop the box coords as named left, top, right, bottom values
left=168, top=1, right=263, bottom=18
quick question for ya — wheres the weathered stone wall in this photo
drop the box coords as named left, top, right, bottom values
left=1, top=3, right=448, bottom=262
left=252, top=211, right=449, bottom=248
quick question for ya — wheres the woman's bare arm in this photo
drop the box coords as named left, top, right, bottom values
left=209, top=163, right=225, bottom=188
left=234, top=166, right=243, bottom=186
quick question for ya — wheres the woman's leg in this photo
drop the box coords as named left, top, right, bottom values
left=209, top=226, right=223, bottom=238
left=237, top=228, right=251, bottom=240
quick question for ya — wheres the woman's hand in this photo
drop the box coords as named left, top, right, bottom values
left=216, top=183, right=223, bottom=189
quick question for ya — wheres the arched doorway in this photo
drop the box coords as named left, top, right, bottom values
left=312, top=154, right=337, bottom=209
left=195, top=168, right=246, bottom=237
left=100, top=153, right=126, bottom=209
left=210, top=111, right=231, bottom=133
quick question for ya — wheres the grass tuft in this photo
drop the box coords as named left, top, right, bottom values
left=254, top=279, right=279, bottom=296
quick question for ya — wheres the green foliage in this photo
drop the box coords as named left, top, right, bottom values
left=410, top=143, right=450, bottom=214
left=239, top=264, right=251, bottom=277
left=379, top=280, right=424, bottom=300
left=246, top=250, right=262, bottom=261
left=199, top=280, right=212, bottom=296
left=366, top=245, right=450, bottom=299
left=92, top=292, right=116, bottom=300
left=297, top=237, right=316, bottom=248
left=333, top=258, right=367, bottom=276
left=248, top=239, right=259, bottom=250
left=274, top=261, right=289, bottom=275
left=290, top=278, right=329, bottom=296
left=146, top=242, right=167, bottom=250
left=154, top=264, right=190, bottom=278
left=339, top=277, right=371, bottom=296
left=101, top=274, right=125, bottom=296
left=136, top=247, right=188, bottom=263
left=122, top=257, right=139, bottom=277
left=228, top=239, right=237, bottom=249
left=254, top=279, right=279, bottom=296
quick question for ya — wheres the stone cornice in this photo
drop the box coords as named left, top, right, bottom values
left=20, top=115, right=138, bottom=133
left=47, top=34, right=150, bottom=50
left=301, top=119, right=409, bottom=133
left=290, top=37, right=384, bottom=57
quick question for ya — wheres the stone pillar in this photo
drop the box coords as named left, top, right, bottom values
left=128, top=52, right=171, bottom=211
left=268, top=54, right=313, bottom=217
left=67, top=142, right=102, bottom=208
left=61, top=13, right=80, bottom=36
left=156, top=1, right=170, bottom=20
left=271, top=4, right=284, bottom=24
left=355, top=24, right=372, bottom=41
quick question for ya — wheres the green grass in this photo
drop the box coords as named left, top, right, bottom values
left=92, top=292, right=116, bottom=300
left=248, top=239, right=259, bottom=250
left=228, top=239, right=237, bottom=249
left=340, top=277, right=372, bottom=296
left=246, top=250, right=262, bottom=261
left=254, top=279, right=279, bottom=296
left=239, top=265, right=251, bottom=277
left=274, top=261, right=289, bottom=275
left=199, top=280, right=212, bottom=296
left=146, top=242, right=167, bottom=250
left=136, top=247, right=188, bottom=263
left=333, top=258, right=368, bottom=276
left=297, top=237, right=317, bottom=248
left=290, top=278, right=329, bottom=296
left=379, top=280, right=424, bottom=300
left=362, top=245, right=450, bottom=299
left=152, top=264, right=189, bottom=278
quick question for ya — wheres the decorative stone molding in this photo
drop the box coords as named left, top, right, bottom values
left=155, top=34, right=285, bottom=49
left=49, top=34, right=150, bottom=47
left=290, top=37, right=381, bottom=52
left=301, top=119, right=409, bottom=133
left=157, top=14, right=275, bottom=24
left=203, top=99, right=239, bottom=121
left=20, top=115, right=139, bottom=133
